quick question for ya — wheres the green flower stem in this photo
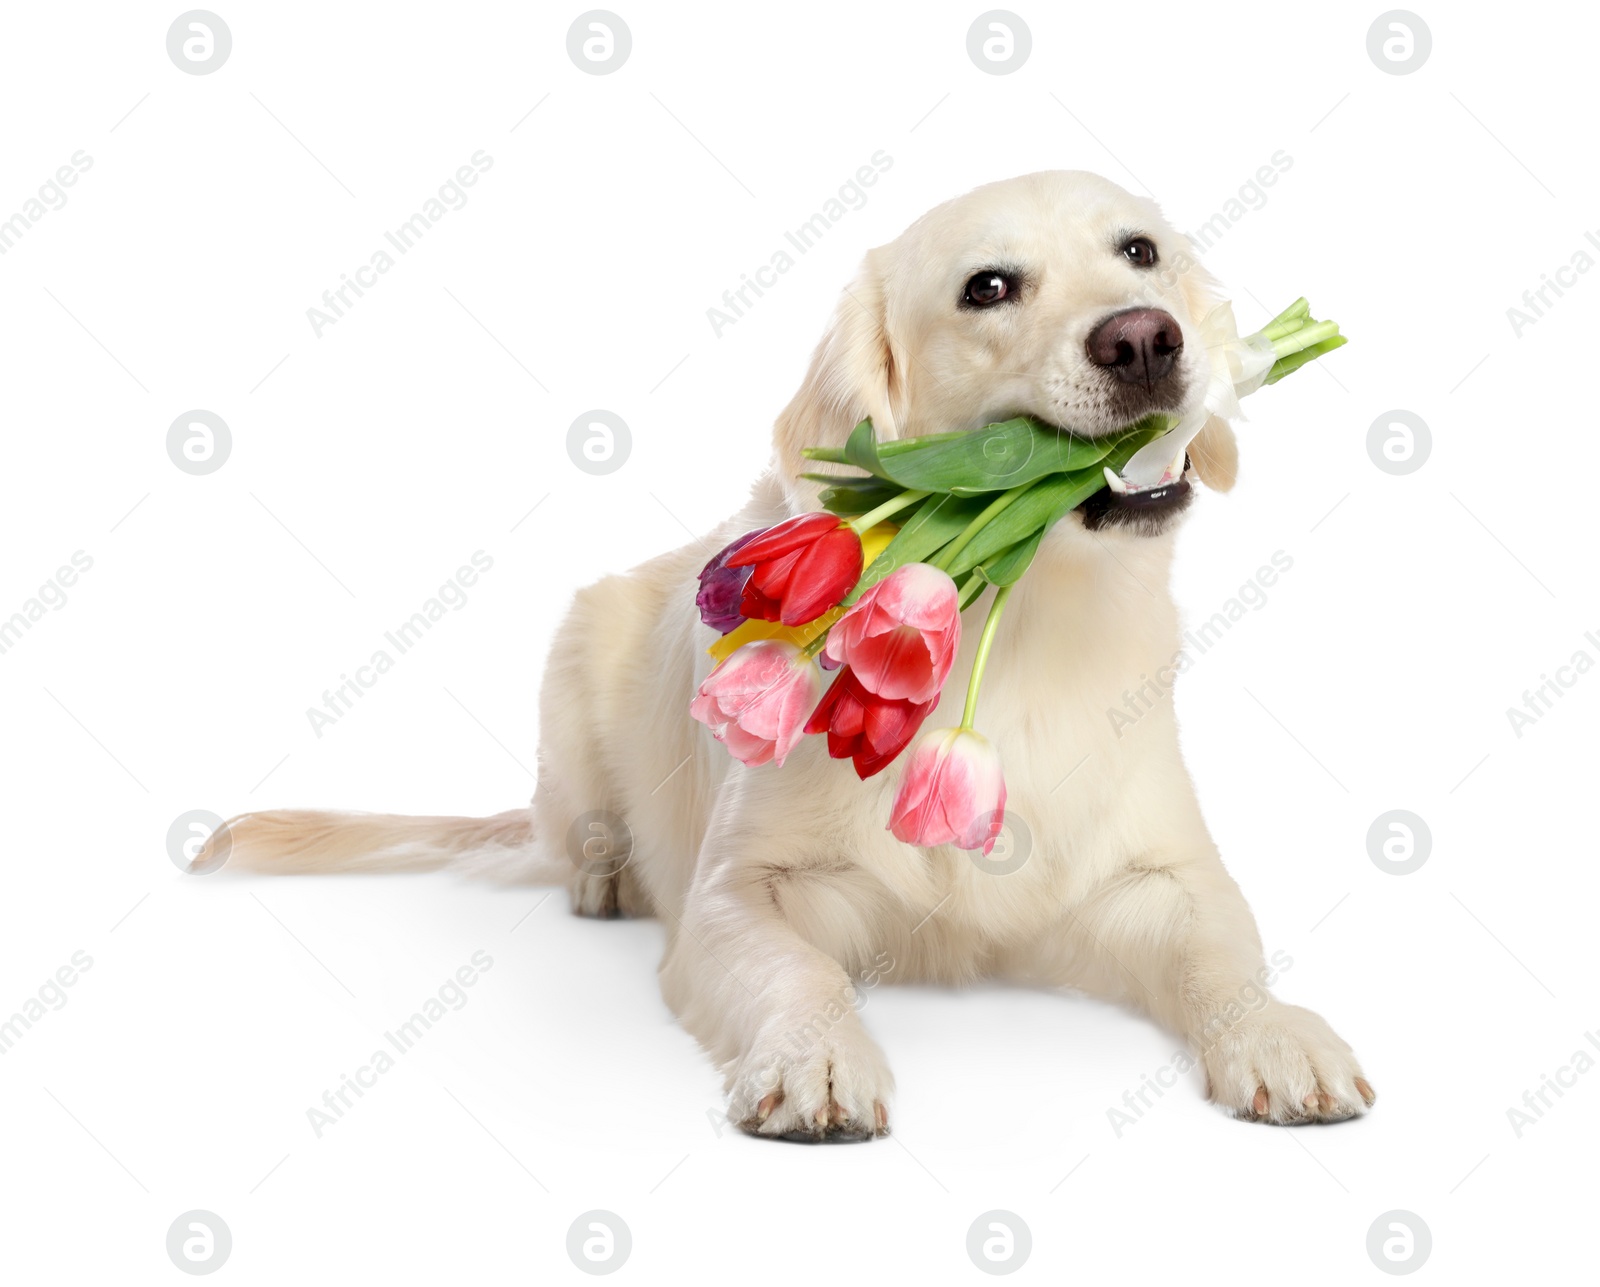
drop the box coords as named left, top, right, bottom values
left=799, top=630, right=831, bottom=661
left=1269, top=318, right=1340, bottom=359
left=955, top=570, right=986, bottom=612
left=960, top=584, right=1012, bottom=730
left=933, top=480, right=1038, bottom=572
left=1266, top=335, right=1347, bottom=384
left=848, top=488, right=930, bottom=534
left=1257, top=297, right=1310, bottom=340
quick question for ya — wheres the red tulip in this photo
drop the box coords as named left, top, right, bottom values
left=726, top=512, right=863, bottom=627
left=888, top=727, right=1006, bottom=854
left=803, top=667, right=937, bottom=779
left=689, top=640, right=823, bottom=767
left=823, top=563, right=960, bottom=703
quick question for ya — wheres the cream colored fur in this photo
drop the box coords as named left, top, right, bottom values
left=207, top=172, right=1371, bottom=1136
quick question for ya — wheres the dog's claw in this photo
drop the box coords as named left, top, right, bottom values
left=1252, top=1086, right=1270, bottom=1116
left=736, top=1077, right=889, bottom=1142
left=1355, top=1077, right=1376, bottom=1106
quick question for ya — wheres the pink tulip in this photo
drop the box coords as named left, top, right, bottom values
left=888, top=727, right=1006, bottom=854
left=823, top=563, right=961, bottom=704
left=689, top=639, right=823, bottom=768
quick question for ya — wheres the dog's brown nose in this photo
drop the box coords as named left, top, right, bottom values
left=1086, top=308, right=1183, bottom=389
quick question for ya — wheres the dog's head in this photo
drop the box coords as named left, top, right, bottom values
left=775, top=171, right=1238, bottom=532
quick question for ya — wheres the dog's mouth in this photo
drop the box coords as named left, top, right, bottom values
left=1078, top=452, right=1193, bottom=532
left=1100, top=430, right=1191, bottom=498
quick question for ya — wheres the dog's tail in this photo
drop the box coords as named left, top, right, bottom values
left=197, top=807, right=563, bottom=883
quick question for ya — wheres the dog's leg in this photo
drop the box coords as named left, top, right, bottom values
left=532, top=683, right=649, bottom=918
left=1036, top=854, right=1375, bottom=1124
left=533, top=573, right=660, bottom=920
left=659, top=836, right=893, bottom=1141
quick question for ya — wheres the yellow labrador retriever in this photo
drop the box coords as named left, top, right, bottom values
left=209, top=171, right=1373, bottom=1139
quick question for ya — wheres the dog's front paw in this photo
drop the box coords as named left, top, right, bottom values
left=726, top=1014, right=893, bottom=1142
left=1201, top=1002, right=1376, bottom=1125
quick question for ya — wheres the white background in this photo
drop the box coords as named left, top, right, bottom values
left=2, top=1, right=1595, bottom=1281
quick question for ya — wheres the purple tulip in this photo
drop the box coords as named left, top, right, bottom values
left=696, top=528, right=763, bottom=633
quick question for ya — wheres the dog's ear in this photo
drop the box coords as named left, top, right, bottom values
left=1188, top=415, right=1239, bottom=492
left=1166, top=239, right=1239, bottom=492
left=773, top=252, right=904, bottom=493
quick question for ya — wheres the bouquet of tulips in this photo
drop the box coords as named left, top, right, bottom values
left=690, top=298, right=1345, bottom=853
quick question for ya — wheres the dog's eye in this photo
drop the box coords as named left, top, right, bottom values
left=1121, top=237, right=1158, bottom=268
left=962, top=271, right=1014, bottom=308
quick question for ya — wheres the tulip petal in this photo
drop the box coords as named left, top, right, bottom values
left=778, top=530, right=863, bottom=626
left=696, top=529, right=763, bottom=633
left=726, top=512, right=838, bottom=566
left=690, top=640, right=823, bottom=769
left=888, top=727, right=1005, bottom=850
left=845, top=625, right=936, bottom=702
left=825, top=562, right=960, bottom=703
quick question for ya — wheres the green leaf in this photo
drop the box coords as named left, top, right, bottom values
left=887, top=419, right=1117, bottom=494
left=842, top=418, right=895, bottom=480
left=845, top=492, right=985, bottom=603
left=1037, top=464, right=1130, bottom=526
left=941, top=472, right=1079, bottom=576
left=801, top=472, right=895, bottom=490
left=805, top=473, right=905, bottom=516
left=802, top=424, right=971, bottom=466
left=877, top=426, right=975, bottom=454
left=832, top=415, right=1169, bottom=496
left=974, top=528, right=1045, bottom=587
left=940, top=427, right=1160, bottom=577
